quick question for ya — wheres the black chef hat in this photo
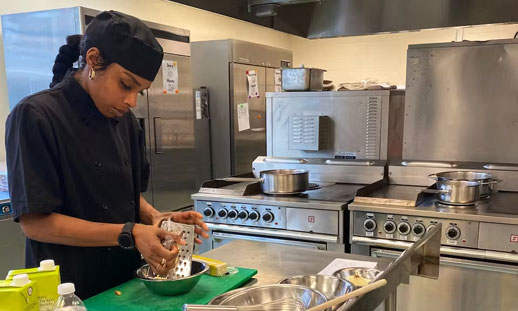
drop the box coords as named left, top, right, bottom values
left=83, top=10, right=163, bottom=81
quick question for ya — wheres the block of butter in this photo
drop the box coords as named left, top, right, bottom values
left=192, top=255, right=228, bottom=276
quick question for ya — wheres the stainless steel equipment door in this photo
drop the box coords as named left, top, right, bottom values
left=372, top=248, right=518, bottom=311
left=148, top=54, right=200, bottom=211
left=0, top=217, right=26, bottom=276
left=230, top=64, right=266, bottom=176
left=131, top=93, right=154, bottom=204
left=212, top=231, right=327, bottom=250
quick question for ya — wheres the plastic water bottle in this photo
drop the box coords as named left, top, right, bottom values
left=53, top=283, right=87, bottom=311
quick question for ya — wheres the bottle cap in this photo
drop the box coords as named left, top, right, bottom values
left=38, top=259, right=56, bottom=271
left=11, top=274, right=30, bottom=286
left=58, top=283, right=75, bottom=295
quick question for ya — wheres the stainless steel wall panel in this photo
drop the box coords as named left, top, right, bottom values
left=403, top=40, right=518, bottom=164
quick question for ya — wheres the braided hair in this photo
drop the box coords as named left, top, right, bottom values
left=49, top=35, right=82, bottom=88
left=49, top=34, right=112, bottom=88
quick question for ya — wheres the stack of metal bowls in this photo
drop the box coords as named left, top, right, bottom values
left=210, top=284, right=327, bottom=309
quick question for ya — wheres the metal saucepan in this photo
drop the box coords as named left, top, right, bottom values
left=220, top=169, right=309, bottom=195
left=429, top=171, right=502, bottom=198
left=421, top=180, right=481, bottom=205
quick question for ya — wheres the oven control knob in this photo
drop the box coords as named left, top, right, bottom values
left=262, top=212, right=274, bottom=223
left=397, top=222, right=411, bottom=235
left=363, top=219, right=377, bottom=232
left=249, top=211, right=260, bottom=221
left=203, top=207, right=214, bottom=218
left=383, top=221, right=396, bottom=234
left=238, top=210, right=249, bottom=220
left=446, top=226, right=461, bottom=240
left=227, top=209, right=238, bottom=220
left=217, top=208, right=228, bottom=218
left=426, top=224, right=436, bottom=233
left=412, top=223, right=426, bottom=237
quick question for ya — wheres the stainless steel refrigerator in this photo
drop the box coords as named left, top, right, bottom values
left=191, top=39, right=292, bottom=178
left=1, top=7, right=211, bottom=212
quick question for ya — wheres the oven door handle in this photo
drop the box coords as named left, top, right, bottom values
left=352, top=236, right=518, bottom=264
left=212, top=232, right=327, bottom=250
left=208, top=223, right=339, bottom=244
left=372, top=249, right=518, bottom=275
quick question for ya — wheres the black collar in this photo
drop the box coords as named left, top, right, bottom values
left=58, top=71, right=119, bottom=126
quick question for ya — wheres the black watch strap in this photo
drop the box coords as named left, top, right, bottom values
left=118, top=222, right=136, bottom=250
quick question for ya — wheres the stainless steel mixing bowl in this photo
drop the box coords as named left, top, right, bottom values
left=218, top=284, right=327, bottom=309
left=136, top=259, right=208, bottom=296
left=278, top=274, right=354, bottom=300
left=332, top=267, right=381, bottom=287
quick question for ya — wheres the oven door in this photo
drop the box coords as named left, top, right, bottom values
left=371, top=247, right=518, bottom=311
left=212, top=231, right=327, bottom=250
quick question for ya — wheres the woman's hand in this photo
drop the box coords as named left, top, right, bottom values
left=132, top=223, right=185, bottom=275
left=152, top=211, right=210, bottom=245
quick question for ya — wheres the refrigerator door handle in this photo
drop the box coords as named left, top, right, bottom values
left=153, top=117, right=163, bottom=154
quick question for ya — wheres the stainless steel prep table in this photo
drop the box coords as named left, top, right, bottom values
left=202, top=240, right=391, bottom=287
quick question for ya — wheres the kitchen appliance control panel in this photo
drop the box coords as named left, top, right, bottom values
left=195, top=200, right=286, bottom=229
left=352, top=211, right=479, bottom=248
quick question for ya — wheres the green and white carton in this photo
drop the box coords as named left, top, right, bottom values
left=6, top=260, right=60, bottom=311
left=0, top=274, right=39, bottom=311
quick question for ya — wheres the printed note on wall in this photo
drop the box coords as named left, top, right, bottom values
left=162, top=60, right=179, bottom=94
left=237, top=103, right=251, bottom=132
left=246, top=70, right=259, bottom=98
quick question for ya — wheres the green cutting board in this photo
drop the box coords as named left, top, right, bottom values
left=85, top=267, right=257, bottom=311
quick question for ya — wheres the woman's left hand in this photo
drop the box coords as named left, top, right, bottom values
left=152, top=211, right=209, bottom=244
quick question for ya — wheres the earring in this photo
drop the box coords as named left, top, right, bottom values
left=88, top=68, right=96, bottom=80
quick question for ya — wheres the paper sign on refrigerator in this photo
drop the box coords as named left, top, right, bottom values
left=246, top=70, right=259, bottom=98
left=162, top=60, right=179, bottom=94
left=274, top=69, right=282, bottom=92
left=237, top=103, right=251, bottom=132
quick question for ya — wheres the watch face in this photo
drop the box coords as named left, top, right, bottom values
left=119, top=233, right=134, bottom=249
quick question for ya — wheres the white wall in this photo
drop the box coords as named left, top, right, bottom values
left=290, top=23, right=518, bottom=87
left=1, top=0, right=518, bottom=161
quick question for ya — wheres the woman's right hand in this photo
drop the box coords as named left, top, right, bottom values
left=132, top=223, right=185, bottom=275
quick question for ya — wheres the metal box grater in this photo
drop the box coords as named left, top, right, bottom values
left=160, top=220, right=195, bottom=279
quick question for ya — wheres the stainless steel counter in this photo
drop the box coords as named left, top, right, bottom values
left=202, top=240, right=391, bottom=286
left=350, top=189, right=518, bottom=225
left=192, top=183, right=363, bottom=211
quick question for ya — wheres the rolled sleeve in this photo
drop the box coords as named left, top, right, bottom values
left=6, top=102, right=63, bottom=221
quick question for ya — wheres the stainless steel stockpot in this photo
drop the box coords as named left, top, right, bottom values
left=221, top=169, right=309, bottom=195
left=429, top=171, right=501, bottom=198
left=422, top=180, right=481, bottom=205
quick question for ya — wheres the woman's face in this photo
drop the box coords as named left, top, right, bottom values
left=87, top=62, right=152, bottom=118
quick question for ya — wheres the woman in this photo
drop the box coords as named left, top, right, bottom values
left=5, top=10, right=209, bottom=299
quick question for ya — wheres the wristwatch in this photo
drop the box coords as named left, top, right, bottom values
left=118, top=222, right=136, bottom=250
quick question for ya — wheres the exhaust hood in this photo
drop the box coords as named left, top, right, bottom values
left=170, top=0, right=518, bottom=38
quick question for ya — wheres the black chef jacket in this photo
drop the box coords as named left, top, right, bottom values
left=5, top=71, right=150, bottom=299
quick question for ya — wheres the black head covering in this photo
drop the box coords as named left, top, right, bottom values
left=84, top=10, right=163, bottom=81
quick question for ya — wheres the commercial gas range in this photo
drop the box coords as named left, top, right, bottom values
left=349, top=164, right=518, bottom=311
left=193, top=182, right=369, bottom=254
left=192, top=90, right=404, bottom=254
left=349, top=39, right=518, bottom=311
